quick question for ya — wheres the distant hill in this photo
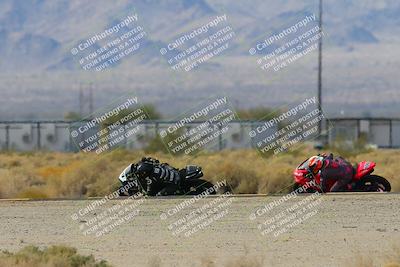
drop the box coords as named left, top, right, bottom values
left=0, top=0, right=399, bottom=119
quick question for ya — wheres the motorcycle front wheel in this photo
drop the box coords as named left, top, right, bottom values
left=292, top=182, right=318, bottom=193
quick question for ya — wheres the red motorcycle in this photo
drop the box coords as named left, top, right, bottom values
left=293, top=158, right=391, bottom=193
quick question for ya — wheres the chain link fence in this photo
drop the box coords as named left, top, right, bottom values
left=327, top=118, right=400, bottom=148
left=0, top=119, right=399, bottom=151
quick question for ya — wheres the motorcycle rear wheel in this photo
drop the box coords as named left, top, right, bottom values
left=184, top=179, right=216, bottom=195
left=354, top=175, right=391, bottom=192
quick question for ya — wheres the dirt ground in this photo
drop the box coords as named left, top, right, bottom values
left=0, top=193, right=399, bottom=267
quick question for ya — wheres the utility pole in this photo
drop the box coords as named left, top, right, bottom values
left=317, top=0, right=323, bottom=136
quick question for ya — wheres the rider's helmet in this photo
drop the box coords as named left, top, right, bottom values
left=136, top=161, right=154, bottom=179
left=307, top=155, right=325, bottom=175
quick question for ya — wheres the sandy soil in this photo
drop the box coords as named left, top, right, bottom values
left=0, top=193, right=399, bottom=267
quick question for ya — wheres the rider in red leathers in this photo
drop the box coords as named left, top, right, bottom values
left=308, top=153, right=354, bottom=192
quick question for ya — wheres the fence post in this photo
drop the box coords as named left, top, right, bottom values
left=218, top=124, right=223, bottom=151
left=389, top=119, right=393, bottom=148
left=123, top=122, right=128, bottom=149
left=5, top=125, right=10, bottom=150
left=250, top=121, right=254, bottom=148
left=155, top=121, right=159, bottom=136
left=68, top=122, right=73, bottom=152
left=37, top=122, right=41, bottom=150
left=324, top=118, right=329, bottom=146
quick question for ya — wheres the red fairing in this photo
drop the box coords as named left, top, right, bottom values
left=293, top=168, right=309, bottom=184
left=354, top=161, right=376, bottom=180
left=293, top=163, right=324, bottom=192
left=293, top=169, right=320, bottom=183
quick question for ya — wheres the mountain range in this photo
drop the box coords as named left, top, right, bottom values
left=0, top=0, right=399, bottom=119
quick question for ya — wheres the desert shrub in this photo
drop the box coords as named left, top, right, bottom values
left=236, top=107, right=280, bottom=121
left=349, top=246, right=400, bottom=267
left=16, top=187, right=48, bottom=199
left=144, top=128, right=187, bottom=154
left=211, top=161, right=259, bottom=193
left=144, top=135, right=169, bottom=154
left=0, top=245, right=112, bottom=267
left=327, top=133, right=372, bottom=158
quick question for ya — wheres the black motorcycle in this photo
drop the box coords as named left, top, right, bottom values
left=118, top=164, right=215, bottom=196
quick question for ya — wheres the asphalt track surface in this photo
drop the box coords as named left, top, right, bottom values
left=1, top=193, right=399, bottom=267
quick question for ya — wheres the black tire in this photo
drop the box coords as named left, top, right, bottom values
left=292, top=183, right=301, bottom=192
left=354, top=175, right=391, bottom=192
left=118, top=187, right=126, bottom=196
left=118, top=183, right=140, bottom=196
left=292, top=182, right=317, bottom=193
left=184, top=179, right=216, bottom=195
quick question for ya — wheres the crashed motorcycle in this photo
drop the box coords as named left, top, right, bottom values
left=293, top=158, right=391, bottom=193
left=118, top=164, right=216, bottom=196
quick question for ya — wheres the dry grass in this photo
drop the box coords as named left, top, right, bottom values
left=0, top=245, right=112, bottom=267
left=349, top=246, right=400, bottom=267
left=0, top=146, right=399, bottom=198
left=383, top=246, right=400, bottom=267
